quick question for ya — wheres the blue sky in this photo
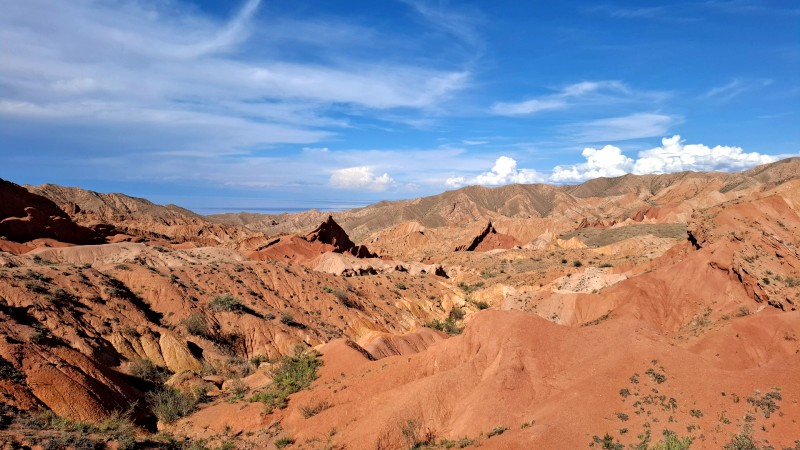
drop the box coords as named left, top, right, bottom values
left=1, top=0, right=798, bottom=213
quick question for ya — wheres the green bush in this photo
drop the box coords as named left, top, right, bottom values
left=0, top=357, right=25, bottom=384
left=129, top=358, right=170, bottom=384
left=209, top=294, right=244, bottom=313
left=723, top=426, right=758, bottom=450
left=250, top=349, right=322, bottom=413
left=183, top=313, right=210, bottom=337
left=147, top=387, right=199, bottom=423
left=651, top=430, right=693, bottom=450
left=275, top=436, right=295, bottom=448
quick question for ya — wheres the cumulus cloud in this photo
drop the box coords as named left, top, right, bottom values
left=632, top=135, right=777, bottom=174
left=550, top=145, right=634, bottom=182
left=446, top=156, right=542, bottom=188
left=545, top=135, right=778, bottom=183
left=330, top=167, right=395, bottom=191
left=446, top=135, right=780, bottom=189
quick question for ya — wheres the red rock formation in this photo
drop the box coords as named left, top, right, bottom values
left=0, top=179, right=109, bottom=246
left=304, top=215, right=376, bottom=258
left=454, top=222, right=521, bottom=251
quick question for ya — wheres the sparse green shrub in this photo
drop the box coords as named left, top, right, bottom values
left=747, top=387, right=781, bottom=418
left=250, top=349, right=322, bottom=412
left=275, top=436, right=295, bottom=448
left=645, top=367, right=667, bottom=384
left=428, top=307, right=466, bottom=335
left=651, top=430, right=693, bottom=450
left=487, top=426, right=508, bottom=438
left=280, top=312, right=302, bottom=327
left=474, top=301, right=490, bottom=310
left=573, top=260, right=583, bottom=268
left=183, top=313, right=210, bottom=337
left=300, top=399, right=331, bottom=418
left=147, top=387, right=199, bottom=423
left=130, top=358, right=170, bottom=384
left=590, top=433, right=623, bottom=449
left=209, top=294, right=244, bottom=313
left=723, top=425, right=759, bottom=450
left=0, top=357, right=25, bottom=384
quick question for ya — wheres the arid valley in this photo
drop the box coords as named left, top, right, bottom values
left=2, top=159, right=800, bottom=449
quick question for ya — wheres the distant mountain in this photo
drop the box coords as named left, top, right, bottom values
left=211, top=157, right=800, bottom=242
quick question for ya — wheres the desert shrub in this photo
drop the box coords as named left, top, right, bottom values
left=0, top=357, right=25, bottom=384
left=458, top=282, right=484, bottom=294
left=723, top=425, right=759, bottom=450
left=275, top=436, right=295, bottom=448
left=183, top=313, right=210, bottom=337
left=250, top=354, right=267, bottom=366
left=651, top=430, right=693, bottom=450
left=747, top=387, right=781, bottom=418
left=573, top=260, right=583, bottom=267
left=250, top=349, right=322, bottom=412
left=487, top=426, right=508, bottom=438
left=130, top=358, right=170, bottom=384
left=449, top=307, right=465, bottom=321
left=209, top=294, right=244, bottom=313
left=428, top=307, right=466, bottom=335
left=279, top=312, right=303, bottom=327
left=300, top=399, right=331, bottom=418
left=147, top=387, right=199, bottom=423
left=474, top=300, right=489, bottom=310
left=645, top=367, right=667, bottom=384
left=590, top=433, right=623, bottom=449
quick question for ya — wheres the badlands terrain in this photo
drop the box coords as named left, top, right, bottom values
left=1, top=159, right=800, bottom=449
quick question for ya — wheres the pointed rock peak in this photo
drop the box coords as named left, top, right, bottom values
left=305, top=216, right=353, bottom=248
left=455, top=221, right=520, bottom=252
left=305, top=215, right=377, bottom=258
left=455, top=222, right=497, bottom=252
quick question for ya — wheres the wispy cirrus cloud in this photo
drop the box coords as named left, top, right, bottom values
left=700, top=78, right=773, bottom=102
left=490, top=81, right=667, bottom=116
left=0, top=0, right=470, bottom=156
left=569, top=112, right=681, bottom=143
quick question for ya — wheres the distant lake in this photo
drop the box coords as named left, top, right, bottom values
left=196, top=201, right=374, bottom=216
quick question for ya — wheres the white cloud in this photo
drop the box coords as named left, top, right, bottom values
left=550, top=145, right=634, bottom=182
left=330, top=167, right=396, bottom=191
left=0, top=0, right=470, bottom=152
left=444, top=135, right=781, bottom=189
left=571, top=113, right=679, bottom=142
left=447, top=156, right=543, bottom=187
left=700, top=78, right=773, bottom=102
left=632, top=135, right=777, bottom=174
left=490, top=80, right=665, bottom=116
